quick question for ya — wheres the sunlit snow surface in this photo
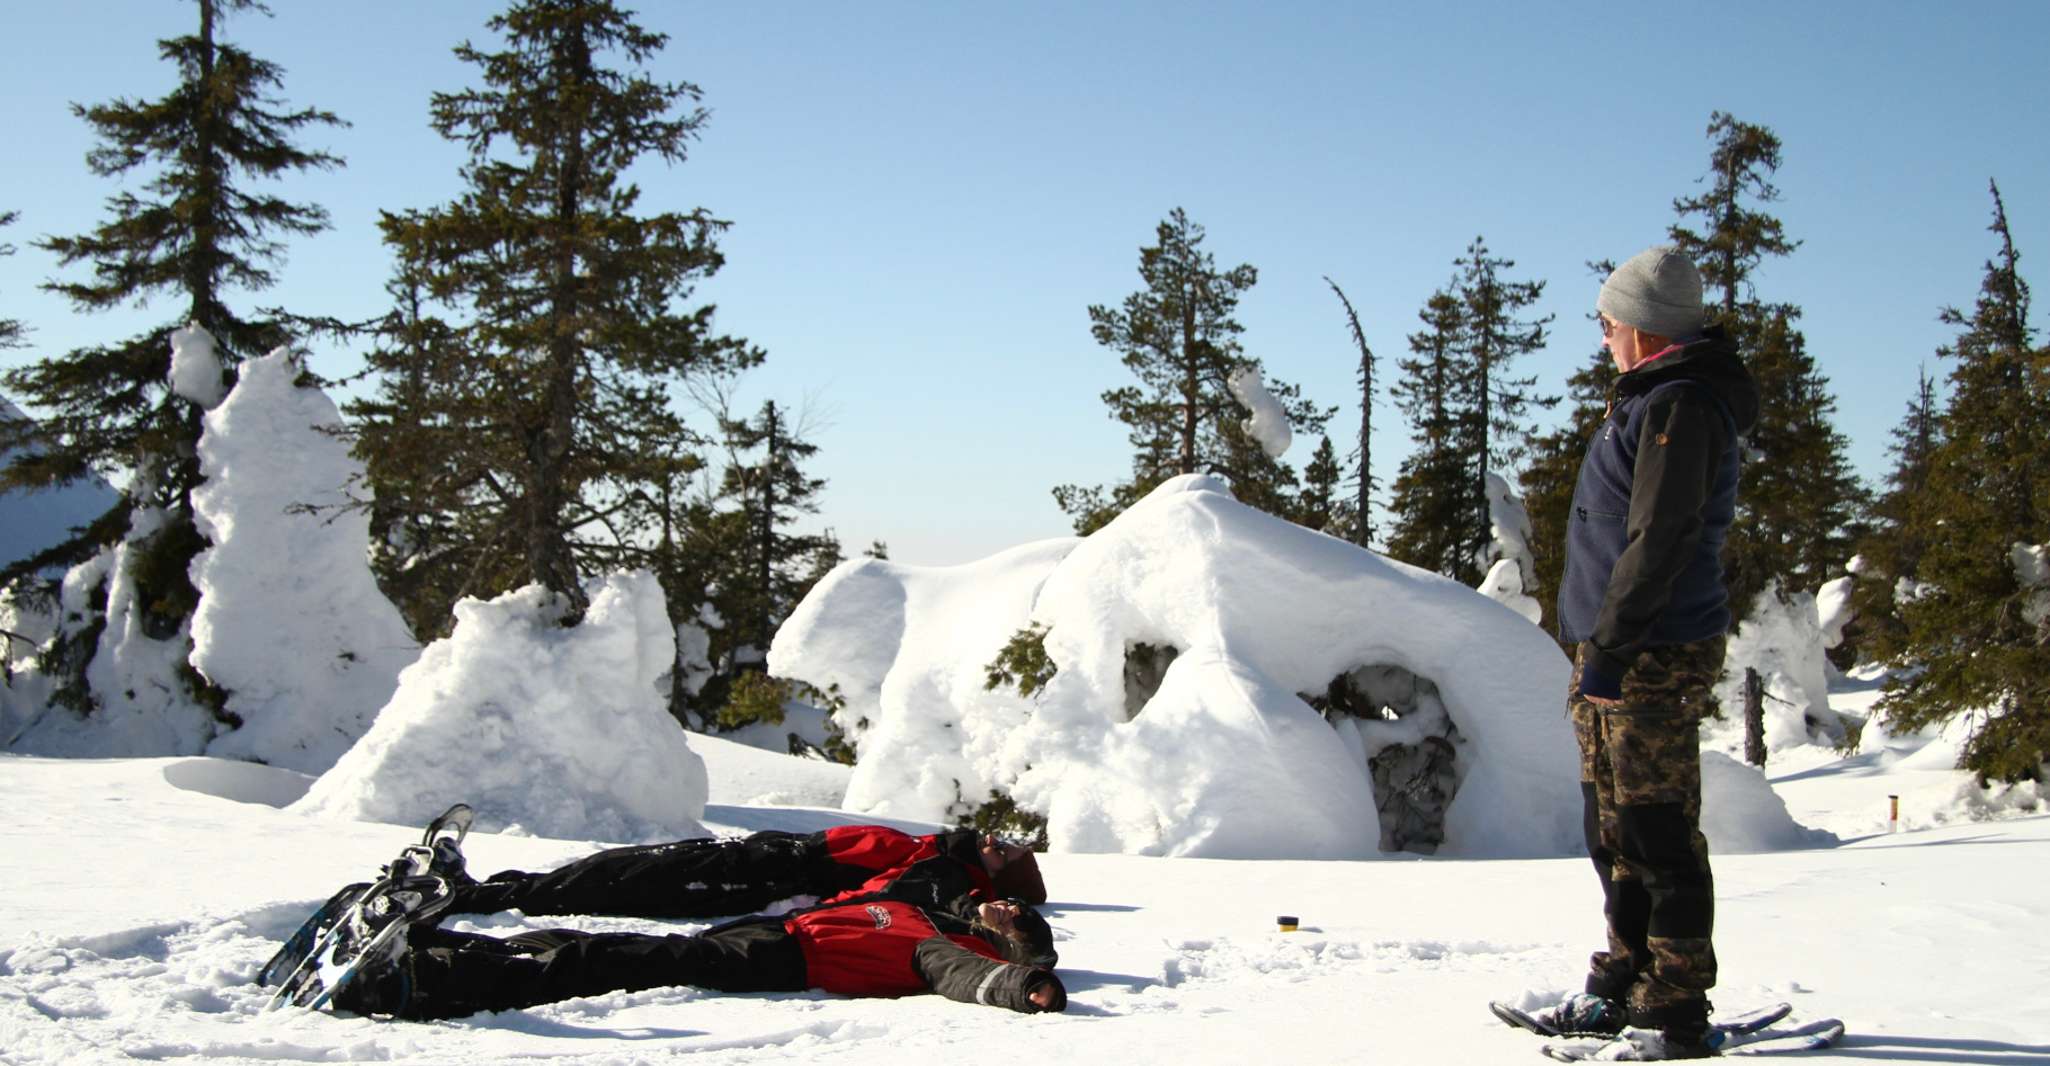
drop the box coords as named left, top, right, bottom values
left=1, top=687, right=2045, bottom=1066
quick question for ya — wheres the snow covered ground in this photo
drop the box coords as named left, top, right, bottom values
left=3, top=671, right=2045, bottom=1065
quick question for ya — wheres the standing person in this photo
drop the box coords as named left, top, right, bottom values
left=447, top=824, right=1046, bottom=921
left=330, top=896, right=1065, bottom=1020
left=1539, top=246, right=1759, bottom=1059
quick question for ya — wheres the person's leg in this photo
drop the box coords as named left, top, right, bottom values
left=395, top=921, right=808, bottom=1020
left=1599, top=637, right=1723, bottom=1038
left=1571, top=650, right=1650, bottom=1003
left=452, top=831, right=819, bottom=918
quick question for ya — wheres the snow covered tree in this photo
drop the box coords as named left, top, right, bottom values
left=0, top=0, right=341, bottom=709
left=1876, top=181, right=2050, bottom=782
left=1666, top=112, right=1864, bottom=618
left=1054, top=208, right=1328, bottom=532
left=1326, top=276, right=1379, bottom=547
left=1385, top=288, right=1475, bottom=581
left=373, top=0, right=759, bottom=626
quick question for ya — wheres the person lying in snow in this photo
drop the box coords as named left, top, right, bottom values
left=447, top=825, right=1047, bottom=921
left=333, top=896, right=1067, bottom=1019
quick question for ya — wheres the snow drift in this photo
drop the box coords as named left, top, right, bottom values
left=772, top=475, right=1588, bottom=859
left=294, top=572, right=708, bottom=843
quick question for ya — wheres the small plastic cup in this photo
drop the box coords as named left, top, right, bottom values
left=1276, top=915, right=1299, bottom=932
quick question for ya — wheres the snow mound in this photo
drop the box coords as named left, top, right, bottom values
left=294, top=572, right=708, bottom=843
left=1711, top=586, right=1844, bottom=756
left=773, top=474, right=1583, bottom=859
left=190, top=347, right=418, bottom=774
left=1699, top=751, right=1835, bottom=852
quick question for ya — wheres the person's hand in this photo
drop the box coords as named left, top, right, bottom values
left=1583, top=693, right=1623, bottom=708
left=1029, top=982, right=1057, bottom=1009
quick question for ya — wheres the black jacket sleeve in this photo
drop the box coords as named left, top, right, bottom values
left=1584, top=389, right=1729, bottom=687
left=912, top=936, right=1067, bottom=1013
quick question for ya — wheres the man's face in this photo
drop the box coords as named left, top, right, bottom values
left=1601, top=312, right=1642, bottom=373
left=977, top=898, right=1023, bottom=939
left=979, top=834, right=1030, bottom=875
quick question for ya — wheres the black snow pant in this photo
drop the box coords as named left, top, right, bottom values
left=451, top=831, right=824, bottom=919
left=399, top=920, right=807, bottom=1020
left=1569, top=638, right=1723, bottom=1035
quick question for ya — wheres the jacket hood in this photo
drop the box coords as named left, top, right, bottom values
left=1616, top=325, right=1759, bottom=435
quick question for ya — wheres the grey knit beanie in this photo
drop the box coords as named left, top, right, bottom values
left=1597, top=246, right=1706, bottom=338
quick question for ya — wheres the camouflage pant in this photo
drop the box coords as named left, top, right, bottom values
left=1569, top=636, right=1724, bottom=1025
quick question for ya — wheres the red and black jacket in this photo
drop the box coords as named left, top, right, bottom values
left=785, top=899, right=1064, bottom=1013
left=808, top=826, right=997, bottom=913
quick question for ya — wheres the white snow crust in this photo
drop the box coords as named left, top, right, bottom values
left=1227, top=367, right=1292, bottom=459
left=775, top=475, right=1584, bottom=859
left=293, top=572, right=708, bottom=843
left=168, top=323, right=227, bottom=409
left=189, top=346, right=418, bottom=773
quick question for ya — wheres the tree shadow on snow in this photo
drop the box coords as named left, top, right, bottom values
left=1835, top=1033, right=2050, bottom=1064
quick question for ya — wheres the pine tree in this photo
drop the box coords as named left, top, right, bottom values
left=1847, top=367, right=1941, bottom=660
left=370, top=0, right=760, bottom=626
left=717, top=400, right=836, bottom=660
left=1451, top=236, right=1555, bottom=572
left=1296, top=435, right=1350, bottom=537
left=1326, top=276, right=1378, bottom=547
left=1666, top=111, right=1864, bottom=615
left=0, top=211, right=25, bottom=350
left=1877, top=180, right=2050, bottom=781
left=0, top=0, right=341, bottom=691
left=1385, top=288, right=1475, bottom=580
left=1054, top=208, right=1328, bottom=532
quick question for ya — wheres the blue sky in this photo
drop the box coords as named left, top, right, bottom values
left=4, top=2, right=2047, bottom=567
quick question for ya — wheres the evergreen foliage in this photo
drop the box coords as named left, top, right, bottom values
left=0, top=0, right=341, bottom=705
left=984, top=622, right=1056, bottom=700
left=1325, top=276, right=1378, bottom=547
left=714, top=399, right=838, bottom=666
left=1053, top=208, right=1330, bottom=533
left=1297, top=436, right=1352, bottom=538
left=366, top=0, right=760, bottom=630
left=1665, top=112, right=1865, bottom=616
left=1385, top=288, right=1472, bottom=580
left=0, top=211, right=25, bottom=350
left=1847, top=366, right=1941, bottom=659
left=1875, top=181, right=2050, bottom=781
left=1385, top=240, right=1553, bottom=584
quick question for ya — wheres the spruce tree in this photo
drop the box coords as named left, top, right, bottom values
left=1385, top=289, right=1475, bottom=580
left=716, top=400, right=836, bottom=660
left=1451, top=236, right=1555, bottom=572
left=1296, top=435, right=1351, bottom=537
left=370, top=0, right=760, bottom=626
left=1054, top=208, right=1328, bottom=532
left=1847, top=367, right=1941, bottom=660
left=1326, top=276, right=1378, bottom=547
left=0, top=0, right=341, bottom=680
left=1877, top=181, right=2049, bottom=781
left=1666, top=111, right=1864, bottom=614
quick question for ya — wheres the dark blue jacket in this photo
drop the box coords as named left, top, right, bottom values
left=1558, top=327, right=1758, bottom=699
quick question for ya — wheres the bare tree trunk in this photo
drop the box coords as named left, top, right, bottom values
left=1743, top=666, right=1767, bottom=767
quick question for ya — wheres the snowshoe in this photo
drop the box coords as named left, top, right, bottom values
left=266, top=871, right=453, bottom=1012
left=257, top=881, right=371, bottom=988
left=1540, top=1017, right=1845, bottom=1060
